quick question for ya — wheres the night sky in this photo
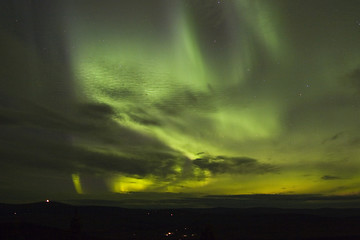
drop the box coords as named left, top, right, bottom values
left=1, top=0, right=360, bottom=208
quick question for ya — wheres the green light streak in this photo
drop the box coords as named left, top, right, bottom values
left=72, top=173, right=83, bottom=194
left=171, top=7, right=212, bottom=91
left=233, top=0, right=284, bottom=57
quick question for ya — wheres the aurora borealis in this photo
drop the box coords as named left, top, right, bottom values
left=1, top=0, right=360, bottom=207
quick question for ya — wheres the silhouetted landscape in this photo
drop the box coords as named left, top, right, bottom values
left=1, top=201, right=360, bottom=240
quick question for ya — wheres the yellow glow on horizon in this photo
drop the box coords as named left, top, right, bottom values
left=111, top=175, right=154, bottom=193
left=109, top=168, right=213, bottom=194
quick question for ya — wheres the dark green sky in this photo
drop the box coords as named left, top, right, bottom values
left=1, top=0, right=360, bottom=207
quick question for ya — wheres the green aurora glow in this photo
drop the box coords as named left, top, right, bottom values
left=1, top=0, right=360, bottom=206
left=68, top=0, right=360, bottom=196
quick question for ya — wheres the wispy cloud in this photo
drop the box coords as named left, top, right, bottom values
left=192, top=155, right=278, bottom=175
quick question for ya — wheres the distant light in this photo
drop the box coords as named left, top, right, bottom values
left=13, top=212, right=17, bottom=215
left=46, top=199, right=50, bottom=203
left=165, top=232, right=173, bottom=236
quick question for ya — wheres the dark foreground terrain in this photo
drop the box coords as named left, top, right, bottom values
left=1, top=202, right=360, bottom=240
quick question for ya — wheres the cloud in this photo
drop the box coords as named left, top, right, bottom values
left=154, top=89, right=216, bottom=117
left=0, top=97, right=189, bottom=181
left=321, top=175, right=342, bottom=180
left=78, top=102, right=115, bottom=119
left=0, top=125, right=189, bottom=197
left=192, top=155, right=277, bottom=175
left=75, top=148, right=184, bottom=178
left=322, top=132, right=344, bottom=144
left=347, top=67, right=360, bottom=93
left=126, top=107, right=162, bottom=126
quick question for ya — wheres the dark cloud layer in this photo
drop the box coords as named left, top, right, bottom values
left=76, top=149, right=183, bottom=178
left=78, top=102, right=115, bottom=118
left=321, top=175, right=342, bottom=181
left=0, top=99, right=184, bottom=177
left=193, top=155, right=277, bottom=175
